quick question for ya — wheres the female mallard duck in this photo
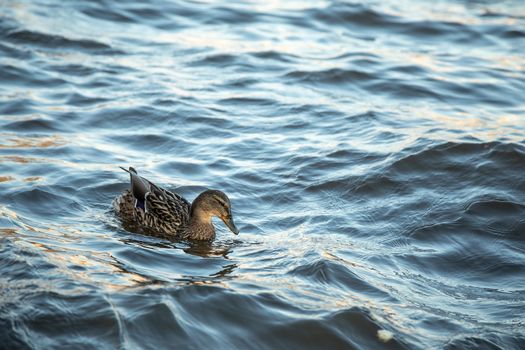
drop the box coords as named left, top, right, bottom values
left=113, top=167, right=239, bottom=241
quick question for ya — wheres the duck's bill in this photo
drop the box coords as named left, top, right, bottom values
left=222, top=216, right=239, bottom=235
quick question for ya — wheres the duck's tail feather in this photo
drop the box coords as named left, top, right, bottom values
left=119, top=166, right=151, bottom=209
left=119, top=166, right=138, bottom=174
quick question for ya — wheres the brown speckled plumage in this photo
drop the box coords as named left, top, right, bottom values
left=113, top=167, right=238, bottom=241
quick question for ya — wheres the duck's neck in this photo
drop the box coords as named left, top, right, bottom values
left=185, top=212, right=215, bottom=241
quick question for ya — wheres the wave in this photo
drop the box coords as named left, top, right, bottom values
left=4, top=29, right=120, bottom=55
left=1, top=0, right=524, bottom=349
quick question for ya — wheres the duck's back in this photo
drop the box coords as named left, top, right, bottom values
left=113, top=168, right=191, bottom=237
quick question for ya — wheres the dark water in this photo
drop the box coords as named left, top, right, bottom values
left=1, top=0, right=524, bottom=348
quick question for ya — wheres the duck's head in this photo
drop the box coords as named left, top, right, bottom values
left=190, top=189, right=239, bottom=235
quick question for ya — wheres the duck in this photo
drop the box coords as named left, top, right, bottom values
left=113, top=167, right=239, bottom=241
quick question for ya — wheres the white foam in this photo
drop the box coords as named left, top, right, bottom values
left=377, top=329, right=394, bottom=343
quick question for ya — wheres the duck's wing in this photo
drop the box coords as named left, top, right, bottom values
left=120, top=167, right=191, bottom=229
left=140, top=184, right=190, bottom=234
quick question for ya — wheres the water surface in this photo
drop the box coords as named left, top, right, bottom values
left=1, top=0, right=525, bottom=349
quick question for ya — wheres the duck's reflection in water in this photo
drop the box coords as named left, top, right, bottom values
left=117, top=236, right=238, bottom=285
left=183, top=240, right=233, bottom=258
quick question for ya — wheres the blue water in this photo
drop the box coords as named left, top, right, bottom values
left=1, top=0, right=525, bottom=349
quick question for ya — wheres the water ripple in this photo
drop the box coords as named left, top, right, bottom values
left=1, top=0, right=525, bottom=348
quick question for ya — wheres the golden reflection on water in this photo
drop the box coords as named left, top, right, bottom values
left=25, top=229, right=152, bottom=290
left=0, top=175, right=42, bottom=183
left=23, top=176, right=42, bottom=182
left=0, top=155, right=38, bottom=164
left=0, top=134, right=66, bottom=149
left=0, top=154, right=121, bottom=175
left=0, top=176, right=15, bottom=183
left=417, top=107, right=525, bottom=142
left=496, top=55, right=525, bottom=73
left=0, top=205, right=239, bottom=291
left=0, top=205, right=150, bottom=290
left=0, top=228, right=18, bottom=236
left=0, top=205, right=22, bottom=222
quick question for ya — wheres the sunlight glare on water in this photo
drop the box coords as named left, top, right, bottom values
left=1, top=0, right=524, bottom=349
